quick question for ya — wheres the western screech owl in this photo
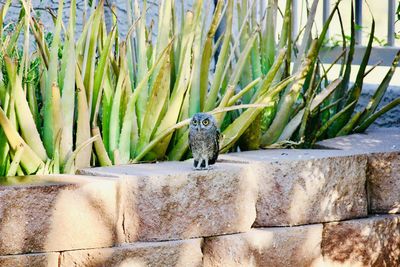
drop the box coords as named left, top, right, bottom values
left=188, top=113, right=220, bottom=170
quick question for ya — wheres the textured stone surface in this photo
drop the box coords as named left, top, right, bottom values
left=0, top=176, right=118, bottom=255
left=80, top=161, right=257, bottom=242
left=221, top=150, right=368, bottom=226
left=316, top=127, right=400, bottom=153
left=60, top=238, right=203, bottom=267
left=367, top=152, right=400, bottom=213
left=203, top=215, right=400, bottom=267
left=203, top=225, right=323, bottom=267
left=0, top=252, right=59, bottom=267
left=322, top=215, right=400, bottom=266
left=317, top=128, right=400, bottom=214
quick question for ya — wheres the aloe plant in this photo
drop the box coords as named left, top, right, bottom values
left=248, top=0, right=398, bottom=148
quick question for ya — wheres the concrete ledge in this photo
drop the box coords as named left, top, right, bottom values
left=60, top=238, right=203, bottom=267
left=80, top=162, right=257, bottom=242
left=0, top=252, right=59, bottom=267
left=0, top=175, right=118, bottom=255
left=221, top=150, right=368, bottom=226
left=316, top=127, right=400, bottom=153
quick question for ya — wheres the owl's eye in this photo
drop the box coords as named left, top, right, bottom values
left=202, top=119, right=209, bottom=126
left=192, top=120, right=198, bottom=125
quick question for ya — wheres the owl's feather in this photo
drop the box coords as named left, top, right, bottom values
left=210, top=129, right=220, bottom=164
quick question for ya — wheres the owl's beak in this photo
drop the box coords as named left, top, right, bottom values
left=197, top=125, right=201, bottom=132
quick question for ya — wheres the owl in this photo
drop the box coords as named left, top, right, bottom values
left=189, top=113, right=220, bottom=170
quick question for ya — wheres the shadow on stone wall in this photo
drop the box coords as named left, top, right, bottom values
left=322, top=217, right=400, bottom=266
left=0, top=178, right=118, bottom=256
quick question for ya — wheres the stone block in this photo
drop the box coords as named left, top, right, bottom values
left=80, top=161, right=257, bottom=242
left=203, top=215, right=400, bottom=267
left=203, top=225, right=323, bottom=267
left=60, top=238, right=203, bottom=267
left=0, top=175, right=118, bottom=255
left=0, top=252, right=59, bottom=267
left=316, top=128, right=400, bottom=214
left=321, top=215, right=400, bottom=266
left=221, top=149, right=368, bottom=226
left=367, top=152, right=400, bottom=213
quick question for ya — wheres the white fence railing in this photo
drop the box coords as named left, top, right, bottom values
left=294, top=0, right=400, bottom=66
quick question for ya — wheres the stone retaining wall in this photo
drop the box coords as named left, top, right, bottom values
left=1, top=216, right=399, bottom=266
left=0, top=128, right=399, bottom=266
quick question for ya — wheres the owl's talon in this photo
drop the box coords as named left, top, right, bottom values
left=193, top=159, right=203, bottom=170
